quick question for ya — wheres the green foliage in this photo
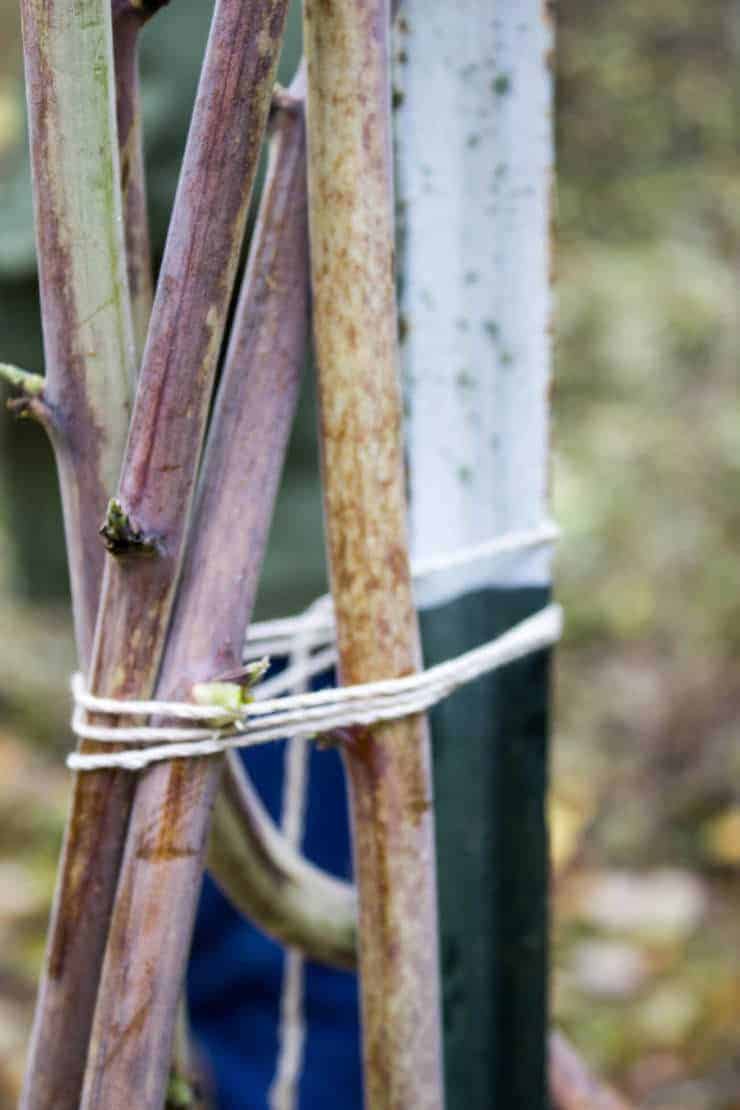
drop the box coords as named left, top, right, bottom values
left=551, top=5, right=740, bottom=1096
left=556, top=0, right=740, bottom=660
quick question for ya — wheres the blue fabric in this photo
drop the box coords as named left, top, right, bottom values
left=187, top=670, right=362, bottom=1109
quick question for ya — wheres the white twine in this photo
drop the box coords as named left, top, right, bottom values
left=68, top=604, right=561, bottom=771
left=67, top=525, right=561, bottom=773
left=242, top=523, right=558, bottom=661
left=269, top=623, right=312, bottom=1110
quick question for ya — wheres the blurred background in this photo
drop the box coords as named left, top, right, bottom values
left=0, top=1, right=739, bottom=1106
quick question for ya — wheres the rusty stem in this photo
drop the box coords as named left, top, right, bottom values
left=205, top=0, right=404, bottom=969
left=80, top=61, right=309, bottom=1109
left=302, top=0, right=444, bottom=1106
left=21, top=3, right=287, bottom=1107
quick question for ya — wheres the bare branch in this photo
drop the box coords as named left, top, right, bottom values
left=23, top=2, right=286, bottom=1105
left=303, top=0, right=444, bottom=1104
left=17, top=0, right=135, bottom=668
left=80, top=42, right=303, bottom=1107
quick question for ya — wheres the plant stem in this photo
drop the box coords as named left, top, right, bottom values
left=113, top=6, right=206, bottom=1096
left=22, top=3, right=283, bottom=1105
left=209, top=750, right=356, bottom=968
left=18, top=0, right=135, bottom=668
left=302, top=1, right=444, bottom=1105
left=80, top=55, right=306, bottom=1108
left=18, top=0, right=135, bottom=1101
left=112, top=6, right=352, bottom=987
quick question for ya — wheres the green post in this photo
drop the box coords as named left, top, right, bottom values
left=422, top=589, right=551, bottom=1106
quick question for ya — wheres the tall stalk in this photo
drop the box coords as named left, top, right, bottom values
left=13, top=0, right=135, bottom=667
left=21, top=3, right=287, bottom=1105
left=303, top=1, right=443, bottom=1105
left=79, top=68, right=312, bottom=1107
left=202, top=71, right=356, bottom=973
left=15, top=0, right=135, bottom=1102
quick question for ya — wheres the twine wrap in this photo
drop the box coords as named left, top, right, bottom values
left=68, top=525, right=561, bottom=772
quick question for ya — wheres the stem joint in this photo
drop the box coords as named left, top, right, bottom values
left=99, top=497, right=160, bottom=557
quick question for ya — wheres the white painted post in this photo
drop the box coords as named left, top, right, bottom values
left=396, top=0, right=553, bottom=596
left=395, top=2, right=555, bottom=1104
